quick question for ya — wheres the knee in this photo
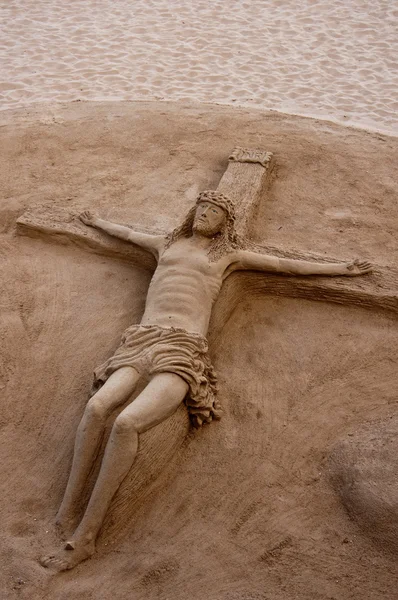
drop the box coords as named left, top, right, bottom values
left=84, top=397, right=108, bottom=422
left=112, top=412, right=139, bottom=436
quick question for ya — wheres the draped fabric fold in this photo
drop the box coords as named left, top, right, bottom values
left=92, top=324, right=222, bottom=428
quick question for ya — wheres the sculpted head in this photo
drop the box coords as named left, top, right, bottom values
left=193, top=190, right=235, bottom=235
left=166, top=190, right=241, bottom=261
left=193, top=201, right=227, bottom=237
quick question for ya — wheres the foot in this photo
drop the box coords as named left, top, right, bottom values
left=40, top=539, right=96, bottom=572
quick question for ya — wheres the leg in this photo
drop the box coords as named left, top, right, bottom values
left=56, top=366, right=141, bottom=535
left=41, top=372, right=188, bottom=571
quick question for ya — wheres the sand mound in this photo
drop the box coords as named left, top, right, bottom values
left=1, top=101, right=398, bottom=599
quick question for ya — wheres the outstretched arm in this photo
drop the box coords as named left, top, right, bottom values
left=229, top=250, right=372, bottom=277
left=79, top=211, right=165, bottom=257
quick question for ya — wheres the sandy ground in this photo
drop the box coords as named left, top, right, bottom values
left=0, top=0, right=397, bottom=134
left=1, top=101, right=398, bottom=599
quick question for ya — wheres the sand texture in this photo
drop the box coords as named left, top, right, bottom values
left=1, top=101, right=398, bottom=599
left=329, top=418, right=398, bottom=554
left=0, top=0, right=397, bottom=134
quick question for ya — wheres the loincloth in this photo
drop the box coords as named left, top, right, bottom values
left=92, top=324, right=222, bottom=428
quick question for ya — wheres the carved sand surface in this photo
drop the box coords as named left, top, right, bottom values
left=0, top=0, right=397, bottom=134
left=1, top=101, right=398, bottom=598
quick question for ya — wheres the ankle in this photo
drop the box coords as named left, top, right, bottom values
left=73, top=529, right=96, bottom=546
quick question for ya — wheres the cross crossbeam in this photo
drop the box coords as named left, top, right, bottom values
left=16, top=147, right=398, bottom=316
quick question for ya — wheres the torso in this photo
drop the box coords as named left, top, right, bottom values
left=140, top=237, right=230, bottom=336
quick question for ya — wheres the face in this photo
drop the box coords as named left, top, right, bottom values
left=193, top=202, right=227, bottom=237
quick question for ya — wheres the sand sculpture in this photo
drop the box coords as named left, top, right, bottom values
left=19, top=148, right=373, bottom=571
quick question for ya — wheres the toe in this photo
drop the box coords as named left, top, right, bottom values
left=40, top=554, right=68, bottom=571
left=40, top=555, right=53, bottom=568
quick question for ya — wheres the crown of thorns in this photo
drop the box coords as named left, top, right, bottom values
left=196, top=190, right=236, bottom=220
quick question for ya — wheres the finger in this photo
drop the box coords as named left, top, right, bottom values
left=355, top=260, right=371, bottom=268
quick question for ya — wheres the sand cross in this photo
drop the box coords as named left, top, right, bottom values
left=16, top=147, right=396, bottom=570
left=17, top=146, right=396, bottom=322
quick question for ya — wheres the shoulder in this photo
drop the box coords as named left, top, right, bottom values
left=153, top=234, right=167, bottom=248
left=129, top=232, right=166, bottom=259
left=216, top=250, right=244, bottom=276
left=219, top=249, right=251, bottom=267
left=150, top=234, right=167, bottom=257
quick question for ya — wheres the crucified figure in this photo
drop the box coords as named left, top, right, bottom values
left=40, top=190, right=372, bottom=571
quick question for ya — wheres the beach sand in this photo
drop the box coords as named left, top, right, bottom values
left=1, top=0, right=397, bottom=134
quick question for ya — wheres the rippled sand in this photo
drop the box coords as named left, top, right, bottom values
left=1, top=1, right=397, bottom=132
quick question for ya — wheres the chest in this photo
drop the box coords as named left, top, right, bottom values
left=159, top=241, right=221, bottom=276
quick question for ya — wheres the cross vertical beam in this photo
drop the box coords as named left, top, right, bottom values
left=208, top=147, right=276, bottom=341
left=217, top=147, right=275, bottom=237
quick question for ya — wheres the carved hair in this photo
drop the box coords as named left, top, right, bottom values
left=165, top=190, right=243, bottom=262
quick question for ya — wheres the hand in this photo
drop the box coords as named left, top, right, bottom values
left=345, top=259, right=372, bottom=276
left=79, top=210, right=98, bottom=227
